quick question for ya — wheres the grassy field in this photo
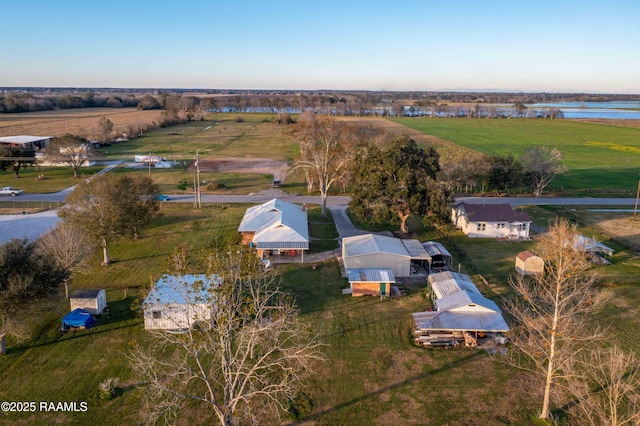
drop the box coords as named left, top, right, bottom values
left=0, top=108, right=162, bottom=138
left=0, top=165, right=104, bottom=194
left=391, top=118, right=640, bottom=194
left=1, top=201, right=639, bottom=424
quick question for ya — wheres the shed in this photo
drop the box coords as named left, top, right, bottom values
left=143, top=274, right=221, bottom=331
left=70, top=289, right=107, bottom=315
left=348, top=268, right=395, bottom=297
left=62, top=308, right=96, bottom=330
left=341, top=234, right=429, bottom=277
left=421, top=241, right=453, bottom=272
left=515, top=250, right=544, bottom=275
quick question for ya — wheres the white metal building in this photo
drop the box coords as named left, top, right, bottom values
left=238, top=198, right=309, bottom=259
left=143, top=274, right=221, bottom=331
left=0, top=135, right=52, bottom=150
left=341, top=234, right=430, bottom=277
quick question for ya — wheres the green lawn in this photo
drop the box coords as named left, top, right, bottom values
left=391, top=118, right=640, bottom=194
left=0, top=165, right=104, bottom=194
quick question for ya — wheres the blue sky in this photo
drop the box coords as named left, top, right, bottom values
left=1, top=0, right=638, bottom=93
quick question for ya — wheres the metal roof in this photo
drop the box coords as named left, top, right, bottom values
left=434, top=290, right=502, bottom=313
left=0, top=135, right=52, bottom=144
left=429, top=271, right=479, bottom=298
left=413, top=311, right=509, bottom=332
left=575, top=235, right=614, bottom=256
left=422, top=241, right=452, bottom=258
left=347, top=268, right=396, bottom=283
left=238, top=198, right=309, bottom=247
left=401, top=239, right=430, bottom=260
left=342, top=234, right=427, bottom=259
left=144, top=274, right=221, bottom=306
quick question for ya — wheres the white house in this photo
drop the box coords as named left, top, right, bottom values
left=143, top=274, right=221, bottom=331
left=238, top=198, right=309, bottom=260
left=451, top=202, right=531, bottom=239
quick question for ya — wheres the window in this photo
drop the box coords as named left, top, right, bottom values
left=152, top=311, right=162, bottom=319
left=477, top=223, right=486, bottom=231
left=497, top=223, right=505, bottom=229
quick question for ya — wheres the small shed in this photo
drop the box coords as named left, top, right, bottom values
left=70, top=289, right=107, bottom=315
left=143, top=274, right=221, bottom=331
left=348, top=268, right=395, bottom=297
left=62, top=308, right=96, bottom=330
left=515, top=251, right=544, bottom=275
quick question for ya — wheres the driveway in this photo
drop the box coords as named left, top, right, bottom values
left=0, top=210, right=61, bottom=244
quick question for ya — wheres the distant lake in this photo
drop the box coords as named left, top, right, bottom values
left=527, top=101, right=640, bottom=119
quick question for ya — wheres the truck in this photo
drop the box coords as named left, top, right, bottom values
left=134, top=155, right=166, bottom=164
left=0, top=187, right=23, bottom=196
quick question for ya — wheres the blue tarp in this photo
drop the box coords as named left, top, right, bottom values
left=62, top=308, right=96, bottom=329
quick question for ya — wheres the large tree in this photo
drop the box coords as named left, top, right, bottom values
left=504, top=218, right=606, bottom=420
left=0, top=145, right=36, bottom=178
left=36, top=222, right=94, bottom=299
left=43, top=134, right=96, bottom=178
left=96, top=116, right=114, bottom=142
left=520, top=146, right=567, bottom=196
left=131, top=247, right=324, bottom=426
left=349, top=135, right=452, bottom=234
left=0, top=239, right=68, bottom=354
left=291, top=117, right=361, bottom=217
left=59, top=173, right=159, bottom=265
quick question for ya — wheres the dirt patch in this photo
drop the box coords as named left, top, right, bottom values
left=188, top=157, right=289, bottom=181
left=579, top=212, right=640, bottom=251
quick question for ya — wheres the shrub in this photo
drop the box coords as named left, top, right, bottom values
left=98, top=377, right=120, bottom=400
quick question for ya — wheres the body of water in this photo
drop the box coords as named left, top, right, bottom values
left=527, top=101, right=640, bottom=119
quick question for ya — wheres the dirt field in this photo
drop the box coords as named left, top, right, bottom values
left=188, top=157, right=289, bottom=181
left=578, top=211, right=640, bottom=251
left=0, top=108, right=163, bottom=138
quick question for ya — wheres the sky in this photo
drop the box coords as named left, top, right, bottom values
left=1, top=0, right=639, bottom=93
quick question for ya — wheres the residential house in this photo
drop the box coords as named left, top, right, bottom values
left=238, top=198, right=309, bottom=260
left=451, top=202, right=531, bottom=239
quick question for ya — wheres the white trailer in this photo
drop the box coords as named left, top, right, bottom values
left=134, top=155, right=166, bottom=164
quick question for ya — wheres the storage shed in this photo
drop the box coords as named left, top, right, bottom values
left=342, top=234, right=430, bottom=277
left=69, top=289, right=107, bottom=315
left=515, top=250, right=544, bottom=275
left=143, top=274, right=221, bottom=331
left=421, top=241, right=453, bottom=272
left=348, top=268, right=395, bottom=297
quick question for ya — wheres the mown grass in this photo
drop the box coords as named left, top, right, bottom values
left=391, top=118, right=640, bottom=194
left=0, top=165, right=104, bottom=193
left=0, top=203, right=540, bottom=425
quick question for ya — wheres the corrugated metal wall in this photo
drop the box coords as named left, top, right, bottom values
left=343, top=253, right=410, bottom=276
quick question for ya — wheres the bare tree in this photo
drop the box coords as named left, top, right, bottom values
left=291, top=118, right=361, bottom=217
left=131, top=248, right=324, bottom=426
left=521, top=146, right=567, bottom=197
left=565, top=345, right=640, bottom=425
left=504, top=218, right=606, bottom=421
left=36, top=222, right=94, bottom=298
left=43, top=134, right=97, bottom=178
left=96, top=116, right=114, bottom=142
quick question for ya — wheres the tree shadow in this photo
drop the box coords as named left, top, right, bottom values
left=294, top=351, right=484, bottom=424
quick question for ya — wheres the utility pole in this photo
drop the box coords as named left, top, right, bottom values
left=634, top=179, right=640, bottom=220
left=194, top=150, right=201, bottom=208
left=148, top=152, right=152, bottom=179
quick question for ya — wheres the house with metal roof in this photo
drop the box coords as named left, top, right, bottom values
left=452, top=202, right=531, bottom=239
left=413, top=271, right=509, bottom=347
left=347, top=268, right=395, bottom=297
left=238, top=198, right=309, bottom=260
left=341, top=234, right=431, bottom=277
left=143, top=274, right=221, bottom=331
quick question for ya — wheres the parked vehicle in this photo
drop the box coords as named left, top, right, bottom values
left=153, top=194, right=170, bottom=201
left=0, top=187, right=23, bottom=196
left=134, top=155, right=166, bottom=164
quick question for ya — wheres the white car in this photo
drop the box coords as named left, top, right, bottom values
left=0, top=187, right=23, bottom=196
